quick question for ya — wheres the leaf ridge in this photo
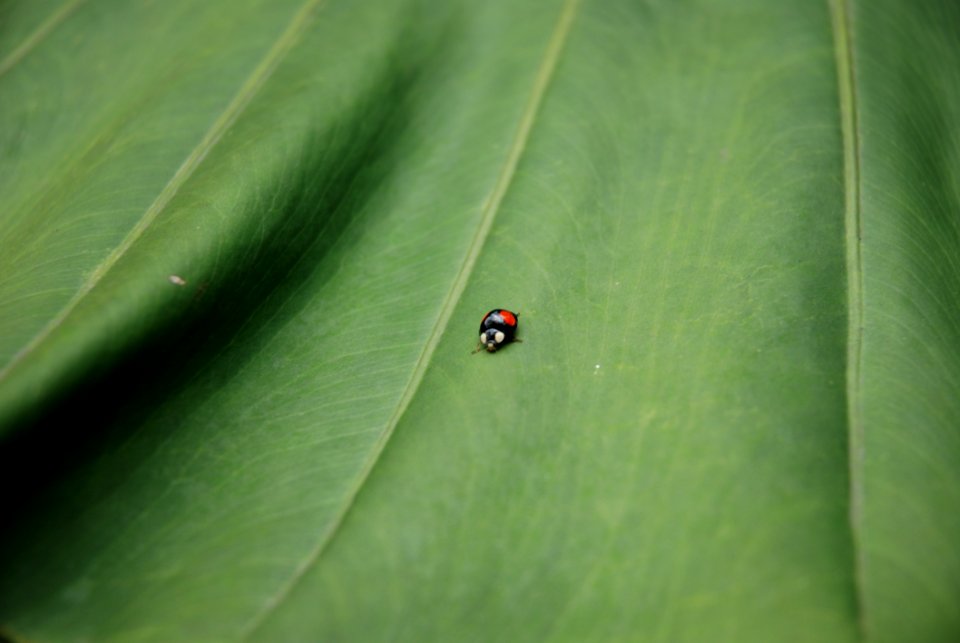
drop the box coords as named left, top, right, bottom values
left=0, top=0, right=86, bottom=78
left=0, top=0, right=326, bottom=381
left=830, top=0, right=868, bottom=638
left=239, top=0, right=582, bottom=636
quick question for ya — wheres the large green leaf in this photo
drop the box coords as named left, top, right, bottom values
left=0, top=0, right=957, bottom=641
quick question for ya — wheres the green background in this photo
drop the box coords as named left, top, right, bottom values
left=0, top=0, right=958, bottom=641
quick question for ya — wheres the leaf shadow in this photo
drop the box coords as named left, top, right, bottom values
left=0, top=16, right=458, bottom=548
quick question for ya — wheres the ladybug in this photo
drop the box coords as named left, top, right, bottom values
left=474, top=309, right=520, bottom=353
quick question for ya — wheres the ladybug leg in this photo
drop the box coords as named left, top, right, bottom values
left=472, top=342, right=484, bottom=354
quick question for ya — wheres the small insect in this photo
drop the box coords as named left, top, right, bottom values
left=474, top=308, right=521, bottom=353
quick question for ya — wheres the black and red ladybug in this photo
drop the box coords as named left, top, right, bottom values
left=474, top=309, right=520, bottom=353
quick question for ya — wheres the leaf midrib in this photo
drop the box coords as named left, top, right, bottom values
left=830, top=0, right=868, bottom=638
left=238, top=0, right=582, bottom=636
left=0, top=0, right=326, bottom=382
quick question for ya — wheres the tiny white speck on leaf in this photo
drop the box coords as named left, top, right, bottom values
left=168, top=275, right=187, bottom=286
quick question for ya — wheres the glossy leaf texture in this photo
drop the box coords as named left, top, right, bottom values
left=0, top=0, right=957, bottom=641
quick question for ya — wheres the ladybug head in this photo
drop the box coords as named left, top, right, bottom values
left=480, top=328, right=506, bottom=352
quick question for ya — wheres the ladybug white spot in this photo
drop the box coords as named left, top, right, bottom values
left=479, top=334, right=486, bottom=344
left=494, top=331, right=505, bottom=344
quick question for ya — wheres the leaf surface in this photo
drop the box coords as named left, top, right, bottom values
left=843, top=1, right=960, bottom=640
left=0, top=0, right=957, bottom=641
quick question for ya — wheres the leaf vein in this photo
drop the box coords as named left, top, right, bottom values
left=0, top=0, right=86, bottom=78
left=0, top=0, right=326, bottom=381
left=830, top=0, right=868, bottom=638
left=238, top=0, right=583, bottom=636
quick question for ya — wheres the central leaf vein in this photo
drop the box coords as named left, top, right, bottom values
left=829, top=0, right=868, bottom=638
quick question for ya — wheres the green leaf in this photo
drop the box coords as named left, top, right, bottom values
left=0, top=0, right=957, bottom=641
left=840, top=1, right=960, bottom=640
